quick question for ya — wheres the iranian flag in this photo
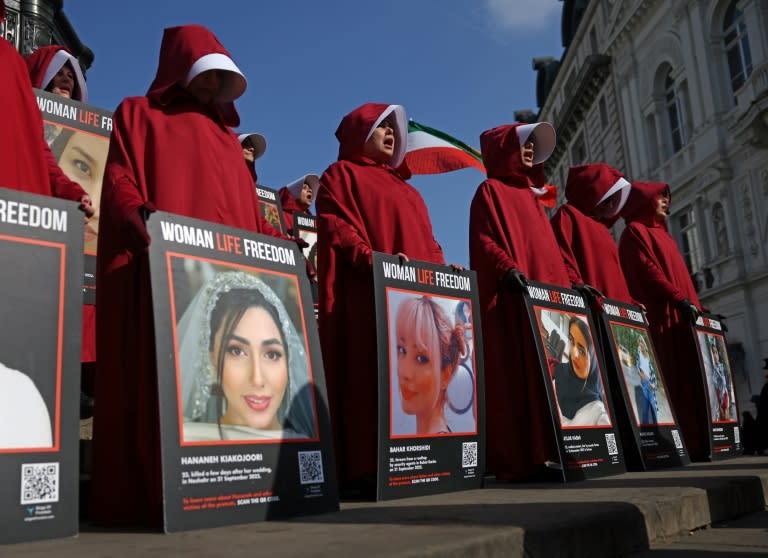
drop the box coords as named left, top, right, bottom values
left=405, top=120, right=486, bottom=175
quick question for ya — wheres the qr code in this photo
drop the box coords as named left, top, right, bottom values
left=20, top=463, right=59, bottom=505
left=671, top=429, right=683, bottom=449
left=298, top=450, right=324, bottom=485
left=733, top=427, right=740, bottom=445
left=462, top=441, right=478, bottom=468
left=605, top=433, right=618, bottom=456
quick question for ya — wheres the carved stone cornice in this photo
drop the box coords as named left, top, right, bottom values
left=545, top=54, right=612, bottom=174
left=729, top=66, right=768, bottom=149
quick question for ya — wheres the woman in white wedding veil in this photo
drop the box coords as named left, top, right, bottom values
left=177, top=270, right=315, bottom=440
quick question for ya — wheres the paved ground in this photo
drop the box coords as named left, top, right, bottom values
left=630, top=509, right=768, bottom=557
left=5, top=456, right=768, bottom=558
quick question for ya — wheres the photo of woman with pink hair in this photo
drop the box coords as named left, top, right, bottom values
left=389, top=292, right=476, bottom=437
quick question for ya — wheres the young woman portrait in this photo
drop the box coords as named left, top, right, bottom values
left=178, top=269, right=316, bottom=442
left=391, top=294, right=475, bottom=436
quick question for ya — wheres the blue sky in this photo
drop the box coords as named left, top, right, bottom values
left=65, top=0, right=564, bottom=265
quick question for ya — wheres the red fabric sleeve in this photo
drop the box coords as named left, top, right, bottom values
left=622, top=225, right=687, bottom=305
left=258, top=214, right=292, bottom=241
left=550, top=208, right=584, bottom=286
left=470, top=183, right=518, bottom=281
left=431, top=238, right=446, bottom=265
left=317, top=164, right=373, bottom=269
left=43, top=134, right=87, bottom=202
left=100, top=104, right=150, bottom=238
left=324, top=212, right=373, bottom=269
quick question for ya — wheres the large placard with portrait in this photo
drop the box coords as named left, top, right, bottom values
left=523, top=281, right=625, bottom=480
left=147, top=211, right=337, bottom=532
left=0, top=188, right=83, bottom=543
left=255, top=185, right=287, bottom=236
left=692, top=314, right=741, bottom=459
left=292, top=212, right=318, bottom=306
left=597, top=298, right=689, bottom=469
left=372, top=253, right=485, bottom=500
left=34, top=89, right=112, bottom=305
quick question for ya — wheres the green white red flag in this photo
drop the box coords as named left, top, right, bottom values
left=405, top=120, right=486, bottom=175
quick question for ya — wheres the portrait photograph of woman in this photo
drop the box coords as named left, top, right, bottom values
left=609, top=324, right=674, bottom=426
left=697, top=332, right=738, bottom=423
left=49, top=125, right=109, bottom=254
left=535, top=309, right=612, bottom=428
left=387, top=290, right=477, bottom=438
left=0, top=238, right=61, bottom=451
left=171, top=257, right=318, bottom=444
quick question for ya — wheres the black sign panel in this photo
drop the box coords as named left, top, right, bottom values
left=693, top=314, right=741, bottom=459
left=293, top=212, right=318, bottom=306
left=34, top=88, right=112, bottom=305
left=598, top=298, right=689, bottom=469
left=147, top=212, right=338, bottom=532
left=255, top=185, right=286, bottom=235
left=372, top=253, right=485, bottom=500
left=0, top=188, right=83, bottom=543
left=523, top=281, right=625, bottom=480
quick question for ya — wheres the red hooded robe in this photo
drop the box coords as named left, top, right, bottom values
left=317, top=103, right=445, bottom=488
left=0, top=28, right=51, bottom=196
left=619, top=181, right=708, bottom=458
left=469, top=123, right=570, bottom=480
left=551, top=163, right=633, bottom=302
left=25, top=46, right=90, bottom=205
left=278, top=186, right=305, bottom=236
left=27, top=45, right=97, bottom=363
left=90, top=24, right=282, bottom=526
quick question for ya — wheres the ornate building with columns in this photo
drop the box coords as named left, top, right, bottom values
left=1, top=0, right=92, bottom=70
left=525, top=0, right=768, bottom=407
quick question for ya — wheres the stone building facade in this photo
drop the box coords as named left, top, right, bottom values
left=527, top=0, right=768, bottom=407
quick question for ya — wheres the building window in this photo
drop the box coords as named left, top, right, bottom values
left=645, top=114, right=659, bottom=167
left=570, top=134, right=587, bottom=165
left=599, top=96, right=608, bottom=128
left=665, top=70, right=685, bottom=153
left=676, top=207, right=703, bottom=274
left=589, top=27, right=598, bottom=54
left=723, top=0, right=753, bottom=97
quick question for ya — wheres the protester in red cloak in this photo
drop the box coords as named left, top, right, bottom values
left=237, top=131, right=266, bottom=183
left=279, top=174, right=320, bottom=234
left=469, top=122, right=570, bottom=481
left=24, top=45, right=94, bottom=213
left=619, top=181, right=709, bottom=458
left=0, top=14, right=64, bottom=199
left=26, top=45, right=89, bottom=101
left=317, top=102, right=446, bottom=493
left=26, top=45, right=99, bottom=371
left=0, top=37, right=48, bottom=194
left=91, top=24, right=283, bottom=527
left=551, top=163, right=633, bottom=302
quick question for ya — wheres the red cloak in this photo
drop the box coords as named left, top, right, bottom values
left=550, top=163, right=633, bottom=302
left=91, top=24, right=281, bottom=526
left=469, top=123, right=570, bottom=480
left=619, top=181, right=708, bottom=458
left=317, top=102, right=445, bottom=488
left=0, top=37, right=51, bottom=196
left=25, top=46, right=90, bottom=203
left=278, top=186, right=306, bottom=235
left=27, top=45, right=95, bottom=361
